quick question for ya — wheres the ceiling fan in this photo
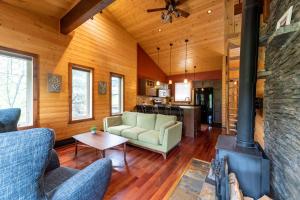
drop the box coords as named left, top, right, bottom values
left=147, top=0, right=190, bottom=23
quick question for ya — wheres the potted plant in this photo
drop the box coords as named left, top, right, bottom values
left=90, top=126, right=97, bottom=134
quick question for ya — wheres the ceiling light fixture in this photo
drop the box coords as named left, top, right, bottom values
left=207, top=10, right=212, bottom=14
left=158, top=28, right=162, bottom=32
left=156, top=47, right=161, bottom=86
left=168, top=43, right=173, bottom=85
left=193, top=65, right=196, bottom=81
left=184, top=39, right=189, bottom=84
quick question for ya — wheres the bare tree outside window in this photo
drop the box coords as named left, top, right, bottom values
left=71, top=66, right=93, bottom=121
left=0, top=52, right=33, bottom=126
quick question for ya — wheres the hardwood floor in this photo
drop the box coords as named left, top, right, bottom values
left=56, top=127, right=225, bottom=200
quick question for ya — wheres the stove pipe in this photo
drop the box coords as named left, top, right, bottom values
left=237, top=0, right=261, bottom=148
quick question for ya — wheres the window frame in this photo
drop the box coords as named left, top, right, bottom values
left=0, top=46, right=39, bottom=130
left=174, top=82, right=192, bottom=103
left=68, top=63, right=94, bottom=124
left=110, top=72, right=124, bottom=116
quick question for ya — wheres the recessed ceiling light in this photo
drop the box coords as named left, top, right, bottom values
left=158, top=28, right=162, bottom=32
left=207, top=10, right=212, bottom=14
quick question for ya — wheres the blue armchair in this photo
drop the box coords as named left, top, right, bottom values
left=0, top=109, right=112, bottom=200
left=0, top=108, right=21, bottom=133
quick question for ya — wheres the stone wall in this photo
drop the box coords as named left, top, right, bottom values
left=264, top=0, right=300, bottom=199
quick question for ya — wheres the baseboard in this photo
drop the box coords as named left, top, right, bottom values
left=54, top=138, right=75, bottom=148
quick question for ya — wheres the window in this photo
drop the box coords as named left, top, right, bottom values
left=69, top=64, right=94, bottom=122
left=0, top=47, right=37, bottom=127
left=110, top=73, right=124, bottom=115
left=175, top=82, right=191, bottom=102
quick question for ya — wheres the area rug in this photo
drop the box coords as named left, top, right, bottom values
left=166, top=158, right=216, bottom=200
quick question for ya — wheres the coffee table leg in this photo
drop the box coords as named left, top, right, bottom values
left=75, top=140, right=78, bottom=157
left=123, top=143, right=127, bottom=162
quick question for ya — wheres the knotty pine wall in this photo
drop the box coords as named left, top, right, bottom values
left=0, top=2, right=137, bottom=141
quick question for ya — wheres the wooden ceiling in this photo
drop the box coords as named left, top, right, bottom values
left=2, top=0, right=80, bottom=19
left=107, top=0, right=225, bottom=75
left=4, top=0, right=225, bottom=75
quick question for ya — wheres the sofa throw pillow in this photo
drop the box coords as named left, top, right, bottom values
left=159, top=121, right=176, bottom=144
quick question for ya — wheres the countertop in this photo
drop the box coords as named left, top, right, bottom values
left=136, top=104, right=200, bottom=109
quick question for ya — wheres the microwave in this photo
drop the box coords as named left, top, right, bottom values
left=158, top=89, right=170, bottom=97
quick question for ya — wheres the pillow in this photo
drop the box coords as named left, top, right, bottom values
left=159, top=121, right=176, bottom=144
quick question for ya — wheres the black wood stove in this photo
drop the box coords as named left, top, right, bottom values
left=214, top=0, right=270, bottom=199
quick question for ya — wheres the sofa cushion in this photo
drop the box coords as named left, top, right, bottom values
left=138, top=130, right=160, bottom=145
left=136, top=113, right=156, bottom=130
left=107, top=125, right=132, bottom=135
left=122, top=112, right=138, bottom=127
left=155, top=114, right=177, bottom=131
left=121, top=127, right=147, bottom=140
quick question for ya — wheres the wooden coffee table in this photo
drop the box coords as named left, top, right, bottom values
left=72, top=131, right=129, bottom=161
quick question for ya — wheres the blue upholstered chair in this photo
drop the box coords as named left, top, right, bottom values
left=0, top=108, right=21, bottom=133
left=0, top=109, right=112, bottom=200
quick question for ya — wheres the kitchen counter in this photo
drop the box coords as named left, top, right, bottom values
left=179, top=105, right=200, bottom=109
left=180, top=106, right=200, bottom=138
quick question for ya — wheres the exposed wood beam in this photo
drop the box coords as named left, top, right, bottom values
left=60, top=0, right=115, bottom=34
left=234, top=3, right=242, bottom=15
left=262, top=0, right=271, bottom=23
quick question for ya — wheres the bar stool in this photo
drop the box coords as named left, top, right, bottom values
left=171, top=106, right=183, bottom=121
left=136, top=105, right=144, bottom=113
left=144, top=105, right=153, bottom=113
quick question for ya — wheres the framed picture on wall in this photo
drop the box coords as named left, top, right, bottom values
left=48, top=73, right=62, bottom=93
left=98, top=81, right=107, bottom=95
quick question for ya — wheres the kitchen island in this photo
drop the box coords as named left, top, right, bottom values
left=179, top=106, right=200, bottom=138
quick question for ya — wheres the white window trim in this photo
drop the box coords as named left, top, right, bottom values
left=111, top=73, right=124, bottom=116
left=175, top=82, right=192, bottom=102
left=69, top=64, right=94, bottom=123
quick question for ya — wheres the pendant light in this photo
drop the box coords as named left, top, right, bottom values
left=156, top=47, right=160, bottom=86
left=183, top=39, right=189, bottom=84
left=193, top=65, right=196, bottom=81
left=168, top=43, right=173, bottom=84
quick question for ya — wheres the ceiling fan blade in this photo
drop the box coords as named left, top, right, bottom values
left=147, top=8, right=167, bottom=12
left=176, top=8, right=190, bottom=17
left=175, top=0, right=188, bottom=6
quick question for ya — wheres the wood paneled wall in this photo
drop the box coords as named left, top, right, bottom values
left=0, top=2, right=137, bottom=141
left=167, top=70, right=222, bottom=83
left=137, top=44, right=167, bottom=83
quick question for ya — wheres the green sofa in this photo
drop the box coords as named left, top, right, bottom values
left=103, top=112, right=182, bottom=159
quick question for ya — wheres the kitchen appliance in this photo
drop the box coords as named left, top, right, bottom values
left=158, top=89, right=170, bottom=97
left=138, top=79, right=158, bottom=97
left=193, top=88, right=214, bottom=124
